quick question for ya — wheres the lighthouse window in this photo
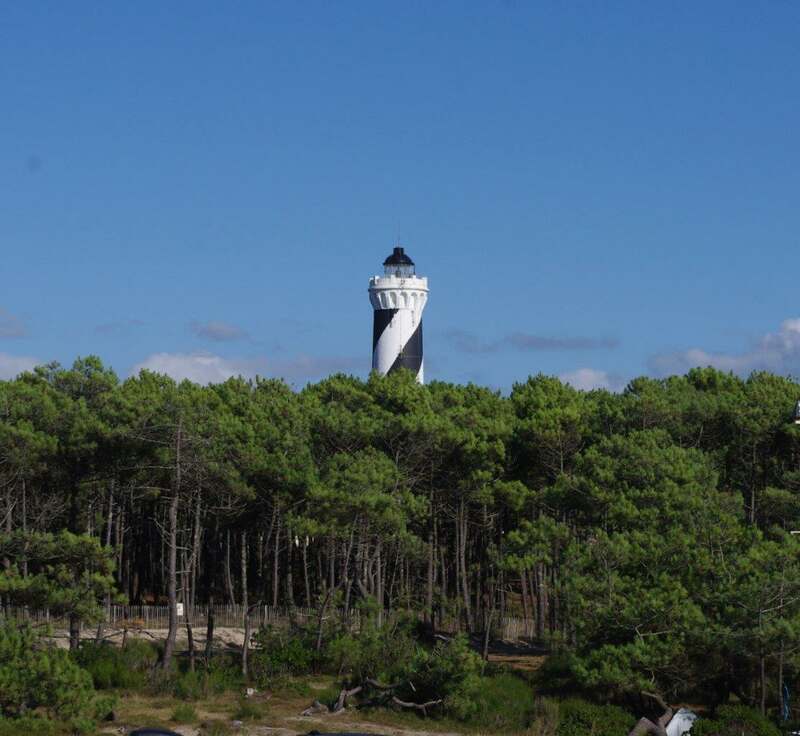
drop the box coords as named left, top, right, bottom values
left=385, top=264, right=415, bottom=278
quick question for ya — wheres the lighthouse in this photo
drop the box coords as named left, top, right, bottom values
left=369, top=246, right=429, bottom=383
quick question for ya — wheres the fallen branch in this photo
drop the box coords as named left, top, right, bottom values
left=391, top=696, right=443, bottom=717
left=304, top=677, right=444, bottom=718
left=301, top=700, right=330, bottom=716
left=333, top=684, right=363, bottom=712
left=627, top=692, right=672, bottom=736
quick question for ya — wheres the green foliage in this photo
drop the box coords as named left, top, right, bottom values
left=73, top=640, right=157, bottom=690
left=8, top=357, right=800, bottom=719
left=204, top=654, right=246, bottom=695
left=555, top=698, right=635, bottom=736
left=171, top=669, right=206, bottom=701
left=468, top=671, right=537, bottom=730
left=529, top=698, right=561, bottom=736
left=313, top=682, right=346, bottom=709
left=326, top=621, right=418, bottom=684
left=250, top=625, right=317, bottom=687
left=171, top=702, right=198, bottom=723
left=0, top=621, right=113, bottom=729
left=232, top=698, right=267, bottom=721
left=0, top=716, right=59, bottom=736
left=535, top=654, right=585, bottom=696
left=145, top=654, right=244, bottom=700
left=692, top=705, right=780, bottom=736
left=396, top=634, right=484, bottom=720
left=0, top=530, right=120, bottom=625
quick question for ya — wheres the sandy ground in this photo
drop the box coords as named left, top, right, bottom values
left=50, top=625, right=248, bottom=650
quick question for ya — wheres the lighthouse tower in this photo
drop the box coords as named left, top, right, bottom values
left=369, top=246, right=429, bottom=383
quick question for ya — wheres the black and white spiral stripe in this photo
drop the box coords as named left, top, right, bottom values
left=372, top=308, right=424, bottom=380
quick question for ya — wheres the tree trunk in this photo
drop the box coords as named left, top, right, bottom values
left=186, top=618, right=196, bottom=672
left=162, top=418, right=182, bottom=670
left=520, top=571, right=530, bottom=637
left=375, top=542, right=383, bottom=627
left=69, top=613, right=81, bottom=651
left=439, top=545, right=448, bottom=628
left=286, top=525, right=295, bottom=608
left=316, top=587, right=334, bottom=656
left=20, top=480, right=28, bottom=577
left=458, top=500, right=472, bottom=631
left=535, top=566, right=545, bottom=639
left=482, top=608, right=494, bottom=662
left=272, top=517, right=281, bottom=607
left=224, top=529, right=236, bottom=606
left=2, top=495, right=11, bottom=572
left=190, top=495, right=202, bottom=610
left=204, top=594, right=215, bottom=662
left=241, top=530, right=250, bottom=677
left=426, top=507, right=435, bottom=627
left=95, top=483, right=115, bottom=644
left=116, top=506, right=124, bottom=596
left=328, top=537, right=335, bottom=591
left=302, top=539, right=311, bottom=607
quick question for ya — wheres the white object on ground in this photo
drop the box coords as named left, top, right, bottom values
left=666, top=708, right=698, bottom=736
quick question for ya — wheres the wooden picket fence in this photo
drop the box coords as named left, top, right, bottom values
left=0, top=604, right=535, bottom=640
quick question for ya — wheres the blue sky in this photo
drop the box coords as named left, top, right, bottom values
left=2, top=2, right=800, bottom=390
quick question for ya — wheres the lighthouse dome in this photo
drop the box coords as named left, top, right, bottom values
left=384, top=246, right=415, bottom=266
left=383, top=247, right=415, bottom=277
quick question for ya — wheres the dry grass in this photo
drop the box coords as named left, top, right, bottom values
left=107, top=691, right=244, bottom=733
left=106, top=686, right=477, bottom=736
left=486, top=652, right=547, bottom=672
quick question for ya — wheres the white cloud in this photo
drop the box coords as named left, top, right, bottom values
left=131, top=352, right=362, bottom=385
left=560, top=367, right=625, bottom=392
left=132, top=352, right=266, bottom=384
left=650, top=318, right=800, bottom=377
left=0, top=352, right=39, bottom=379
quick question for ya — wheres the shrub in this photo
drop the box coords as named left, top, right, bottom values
left=555, top=698, right=635, bottom=736
left=148, top=654, right=245, bottom=701
left=469, top=671, right=537, bottom=730
left=0, top=621, right=114, bottom=730
left=692, top=705, right=780, bottom=736
left=205, top=654, right=245, bottom=695
left=530, top=698, right=561, bottom=736
left=145, top=667, right=177, bottom=698
left=250, top=625, right=316, bottom=687
left=394, top=634, right=483, bottom=720
left=325, top=621, right=417, bottom=683
left=172, top=668, right=206, bottom=701
left=536, top=653, right=584, bottom=695
left=233, top=698, right=267, bottom=721
left=171, top=702, right=198, bottom=723
left=74, top=639, right=157, bottom=690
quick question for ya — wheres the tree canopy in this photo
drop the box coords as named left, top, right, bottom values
left=3, top=357, right=800, bottom=713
